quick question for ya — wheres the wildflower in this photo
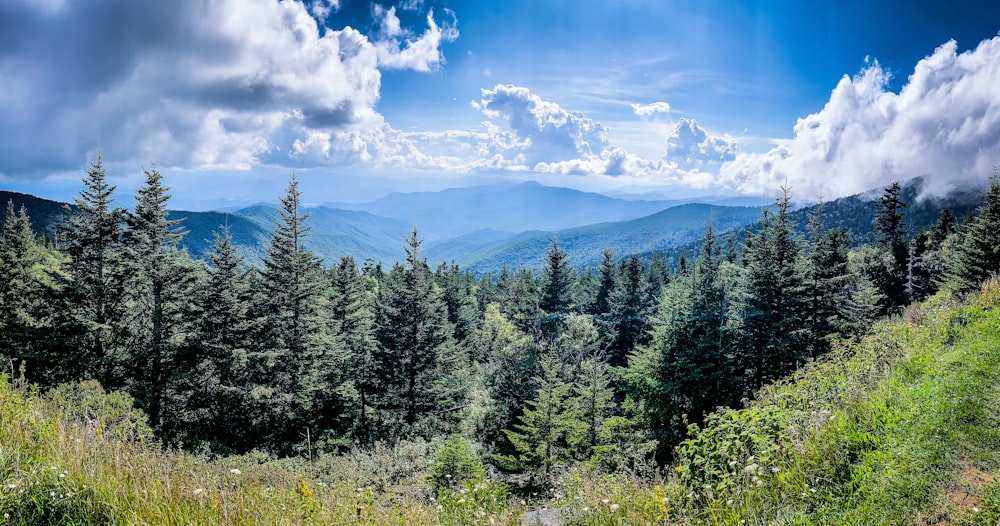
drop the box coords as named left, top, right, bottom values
left=457, top=498, right=466, bottom=504
left=229, top=468, right=242, bottom=475
left=50, top=466, right=57, bottom=471
left=59, top=473, right=66, bottom=478
left=662, top=497, right=669, bottom=504
left=193, top=488, right=205, bottom=496
left=581, top=507, right=589, bottom=512
left=771, top=466, right=781, bottom=473
left=6, top=483, right=15, bottom=489
left=601, top=498, right=610, bottom=504
left=50, top=491, right=55, bottom=497
left=609, top=504, right=620, bottom=512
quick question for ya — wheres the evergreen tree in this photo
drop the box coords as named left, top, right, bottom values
left=805, top=199, right=851, bottom=356
left=57, top=152, right=130, bottom=384
left=873, top=181, right=909, bottom=310
left=605, top=253, right=649, bottom=367
left=125, top=165, right=192, bottom=432
left=0, top=202, right=59, bottom=380
left=182, top=224, right=258, bottom=452
left=568, top=357, right=615, bottom=459
left=434, top=262, right=480, bottom=344
left=374, top=228, right=467, bottom=440
left=624, top=225, right=729, bottom=458
left=947, top=169, right=1000, bottom=292
left=499, top=356, right=575, bottom=475
left=496, top=267, right=540, bottom=335
left=739, top=188, right=809, bottom=390
left=258, top=174, right=337, bottom=450
left=539, top=239, right=572, bottom=315
left=329, top=256, right=378, bottom=444
left=473, top=303, right=539, bottom=452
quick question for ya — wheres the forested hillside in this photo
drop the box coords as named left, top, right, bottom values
left=3, top=155, right=1000, bottom=524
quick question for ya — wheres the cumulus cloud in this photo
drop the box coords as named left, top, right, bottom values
left=720, top=38, right=1000, bottom=198
left=0, top=0, right=456, bottom=178
left=630, top=101, right=672, bottom=118
left=665, top=118, right=740, bottom=169
left=373, top=5, right=459, bottom=71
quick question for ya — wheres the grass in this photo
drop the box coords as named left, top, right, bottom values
left=3, top=282, right=1000, bottom=524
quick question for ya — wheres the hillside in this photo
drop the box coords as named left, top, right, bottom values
left=329, top=181, right=682, bottom=239
left=433, top=203, right=765, bottom=273
left=647, top=177, right=986, bottom=266
left=2, top=284, right=998, bottom=524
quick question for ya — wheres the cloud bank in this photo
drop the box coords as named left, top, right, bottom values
left=720, top=38, right=1000, bottom=198
left=0, top=0, right=455, bottom=177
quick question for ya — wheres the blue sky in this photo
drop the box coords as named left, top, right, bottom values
left=1, top=0, right=1000, bottom=209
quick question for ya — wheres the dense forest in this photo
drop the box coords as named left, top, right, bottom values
left=2, top=154, right=1000, bottom=506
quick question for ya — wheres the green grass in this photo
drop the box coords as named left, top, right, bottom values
left=3, top=283, right=1000, bottom=524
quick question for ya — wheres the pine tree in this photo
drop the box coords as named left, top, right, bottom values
left=473, top=303, right=539, bottom=452
left=947, top=168, right=1000, bottom=293
left=499, top=356, right=575, bottom=475
left=329, top=256, right=378, bottom=444
left=374, top=228, right=467, bottom=440
left=0, top=202, right=54, bottom=378
left=605, top=253, right=649, bottom=367
left=125, top=165, right=192, bottom=432
left=57, top=152, right=130, bottom=384
left=181, top=225, right=259, bottom=452
left=740, top=188, right=809, bottom=390
left=258, top=174, right=336, bottom=450
left=569, top=357, right=615, bottom=459
left=805, top=199, right=851, bottom=356
left=589, top=249, right=617, bottom=317
left=539, top=239, right=572, bottom=315
left=873, top=181, right=909, bottom=310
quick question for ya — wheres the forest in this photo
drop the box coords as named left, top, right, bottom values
left=2, top=154, right=1000, bottom=520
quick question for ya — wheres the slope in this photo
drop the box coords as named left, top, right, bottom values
left=431, top=203, right=765, bottom=273
left=331, top=181, right=682, bottom=239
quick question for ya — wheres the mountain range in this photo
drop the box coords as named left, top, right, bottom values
left=0, top=177, right=984, bottom=272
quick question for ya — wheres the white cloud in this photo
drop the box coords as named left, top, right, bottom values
left=720, top=38, right=1000, bottom=198
left=664, top=118, right=740, bottom=169
left=374, top=7, right=459, bottom=72
left=0, top=0, right=456, bottom=178
left=630, top=101, right=672, bottom=118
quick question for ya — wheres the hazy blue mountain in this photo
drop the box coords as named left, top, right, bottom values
left=327, top=181, right=683, bottom=239
left=236, top=204, right=412, bottom=264
left=432, top=203, right=766, bottom=273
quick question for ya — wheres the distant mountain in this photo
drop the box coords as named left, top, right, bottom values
left=642, top=177, right=987, bottom=268
left=429, top=203, right=765, bottom=274
left=328, top=181, right=682, bottom=239
left=0, top=190, right=72, bottom=239
left=235, top=204, right=412, bottom=265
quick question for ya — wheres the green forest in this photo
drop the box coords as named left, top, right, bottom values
left=3, top=155, right=1000, bottom=524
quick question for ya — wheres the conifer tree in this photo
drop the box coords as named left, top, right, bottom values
left=539, top=239, right=571, bottom=315
left=947, top=168, right=1000, bottom=292
left=589, top=249, right=617, bottom=317
left=0, top=202, right=56, bottom=378
left=125, top=164, right=192, bottom=431
left=605, top=253, right=649, bottom=367
left=259, top=174, right=337, bottom=450
left=739, top=188, right=809, bottom=390
left=569, top=357, right=615, bottom=459
left=181, top=225, right=258, bottom=451
left=873, top=181, right=909, bottom=309
left=329, top=256, right=378, bottom=444
left=374, top=228, right=467, bottom=440
left=499, top=356, right=574, bottom=475
left=57, top=152, right=130, bottom=384
left=805, top=199, right=851, bottom=356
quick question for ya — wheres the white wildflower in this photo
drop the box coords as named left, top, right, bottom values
left=229, top=468, right=242, bottom=475
left=601, top=498, right=610, bottom=504
left=609, top=503, right=620, bottom=512
left=193, top=488, right=205, bottom=495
